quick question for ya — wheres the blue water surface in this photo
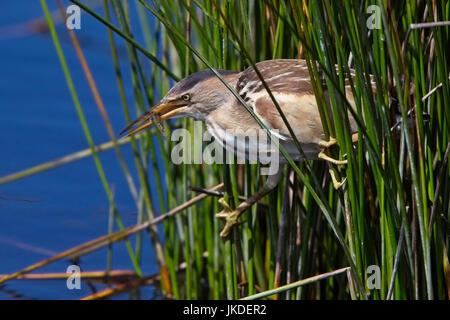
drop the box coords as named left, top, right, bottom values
left=0, top=1, right=162, bottom=299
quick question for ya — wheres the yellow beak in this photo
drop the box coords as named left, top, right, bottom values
left=119, top=100, right=188, bottom=137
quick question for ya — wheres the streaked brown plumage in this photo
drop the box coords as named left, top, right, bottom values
left=121, top=59, right=362, bottom=237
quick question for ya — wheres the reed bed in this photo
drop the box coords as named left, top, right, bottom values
left=1, top=0, right=448, bottom=300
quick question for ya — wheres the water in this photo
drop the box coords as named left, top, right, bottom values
left=0, top=2, right=160, bottom=299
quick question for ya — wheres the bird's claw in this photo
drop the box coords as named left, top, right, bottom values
left=216, top=197, right=244, bottom=238
left=329, top=169, right=347, bottom=189
left=318, top=151, right=348, bottom=165
left=318, top=137, right=348, bottom=165
left=318, top=137, right=348, bottom=187
left=217, top=197, right=232, bottom=213
left=318, top=136, right=338, bottom=148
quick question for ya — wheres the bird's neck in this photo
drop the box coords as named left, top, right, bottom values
left=195, top=73, right=240, bottom=122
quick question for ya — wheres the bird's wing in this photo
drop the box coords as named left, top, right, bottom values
left=252, top=93, right=327, bottom=144
left=236, top=59, right=315, bottom=100
left=235, top=59, right=324, bottom=144
left=235, top=59, right=361, bottom=142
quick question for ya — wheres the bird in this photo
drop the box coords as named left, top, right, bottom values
left=120, top=59, right=360, bottom=238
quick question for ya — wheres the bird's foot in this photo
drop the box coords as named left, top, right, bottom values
left=216, top=197, right=245, bottom=238
left=318, top=137, right=347, bottom=187
left=318, top=151, right=348, bottom=165
left=318, top=136, right=338, bottom=148
left=329, top=169, right=347, bottom=189
left=318, top=137, right=347, bottom=165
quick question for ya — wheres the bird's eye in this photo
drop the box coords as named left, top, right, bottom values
left=181, top=94, right=191, bottom=101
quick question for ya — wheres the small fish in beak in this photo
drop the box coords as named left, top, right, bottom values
left=119, top=100, right=189, bottom=138
left=151, top=113, right=166, bottom=137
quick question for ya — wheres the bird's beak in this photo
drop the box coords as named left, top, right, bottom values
left=119, top=100, right=188, bottom=137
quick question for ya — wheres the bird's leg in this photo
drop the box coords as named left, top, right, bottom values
left=317, top=136, right=347, bottom=188
left=329, top=168, right=347, bottom=189
left=216, top=170, right=283, bottom=238
left=318, top=152, right=348, bottom=165
left=317, top=136, right=348, bottom=165
left=318, top=136, right=338, bottom=148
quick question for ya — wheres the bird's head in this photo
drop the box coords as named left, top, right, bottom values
left=120, top=69, right=239, bottom=137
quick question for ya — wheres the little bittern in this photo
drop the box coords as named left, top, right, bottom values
left=121, top=59, right=360, bottom=238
